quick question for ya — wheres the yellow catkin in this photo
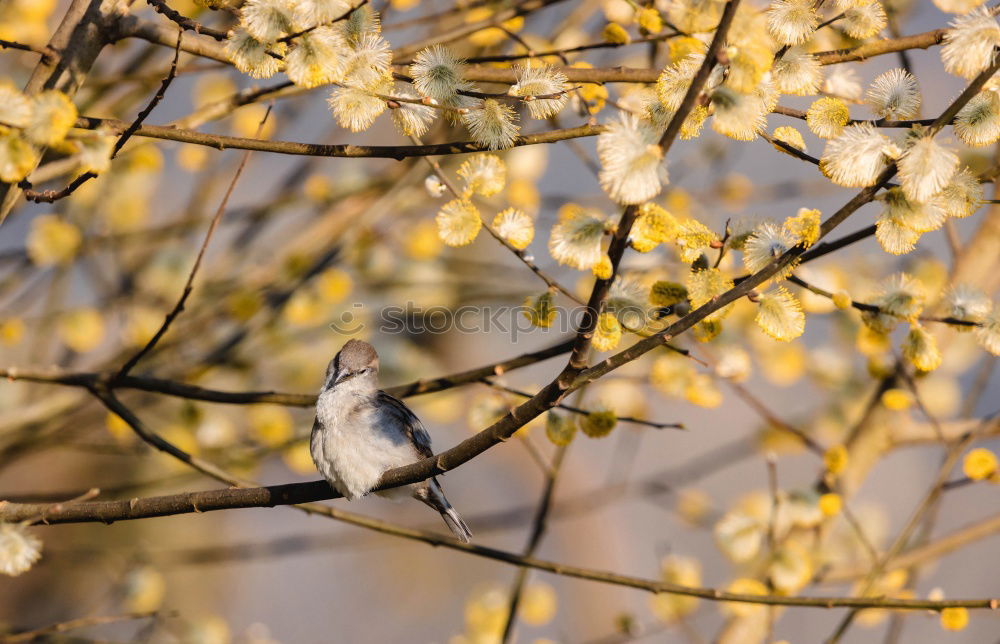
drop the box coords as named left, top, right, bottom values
left=818, top=493, right=842, bottom=517
left=940, top=607, right=969, bottom=631
left=592, top=255, right=613, bottom=279
left=832, top=290, right=852, bottom=310
left=881, top=388, right=913, bottom=410
left=0, top=318, right=25, bottom=346
left=637, top=7, right=663, bottom=34
left=963, top=448, right=998, bottom=481
left=824, top=444, right=848, bottom=475
left=650, top=281, right=688, bottom=307
left=580, top=409, right=617, bottom=438
left=772, top=125, right=806, bottom=153
left=603, top=22, right=630, bottom=45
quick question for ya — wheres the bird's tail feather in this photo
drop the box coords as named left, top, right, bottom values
left=418, top=480, right=472, bottom=543
left=441, top=506, right=473, bottom=544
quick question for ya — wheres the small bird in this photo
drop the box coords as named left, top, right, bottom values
left=310, top=339, right=472, bottom=542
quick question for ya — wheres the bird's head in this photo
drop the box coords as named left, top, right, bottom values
left=322, top=339, right=380, bottom=391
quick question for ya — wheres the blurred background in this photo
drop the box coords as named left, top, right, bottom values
left=1, top=0, right=999, bottom=641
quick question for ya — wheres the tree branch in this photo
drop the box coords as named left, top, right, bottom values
left=145, top=0, right=228, bottom=41
left=500, top=444, right=568, bottom=643
left=2, top=484, right=999, bottom=611
left=116, top=16, right=955, bottom=82
left=0, top=337, right=576, bottom=406
left=815, top=28, right=946, bottom=65
left=0, top=38, right=55, bottom=62
left=116, top=105, right=269, bottom=377
left=72, top=115, right=605, bottom=158
left=824, top=511, right=1000, bottom=583
left=1, top=612, right=162, bottom=643
left=787, top=274, right=980, bottom=327
left=0, top=0, right=116, bottom=223
left=22, top=29, right=185, bottom=204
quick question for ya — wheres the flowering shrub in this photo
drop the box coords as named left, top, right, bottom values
left=2, top=0, right=1000, bottom=641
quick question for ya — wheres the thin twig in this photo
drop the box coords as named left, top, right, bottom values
left=71, top=114, right=605, bottom=158
left=145, top=0, right=228, bottom=40
left=0, top=612, right=163, bottom=643
left=22, top=30, right=185, bottom=204
left=121, top=16, right=956, bottom=77
left=460, top=31, right=682, bottom=64
left=0, top=337, right=577, bottom=404
left=276, top=0, right=371, bottom=43
left=484, top=380, right=684, bottom=430
left=5, top=483, right=1000, bottom=611
left=772, top=104, right=938, bottom=128
left=500, top=444, right=569, bottom=643
left=112, top=30, right=185, bottom=159
left=0, top=38, right=55, bottom=62
left=788, top=274, right=980, bottom=327
left=116, top=104, right=271, bottom=377
left=410, top=134, right=583, bottom=304
left=823, top=511, right=1000, bottom=583
left=825, top=415, right=997, bottom=642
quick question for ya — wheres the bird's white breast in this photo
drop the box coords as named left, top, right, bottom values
left=311, top=379, right=420, bottom=500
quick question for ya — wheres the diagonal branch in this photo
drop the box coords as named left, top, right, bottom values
left=560, top=0, right=744, bottom=377
left=0, top=0, right=117, bottom=223
left=0, top=38, right=55, bottom=62
left=658, top=0, right=741, bottom=154
left=116, top=106, right=270, bottom=377
left=1, top=153, right=900, bottom=520
left=411, top=134, right=583, bottom=304
left=145, top=0, right=228, bottom=41
left=22, top=29, right=185, bottom=204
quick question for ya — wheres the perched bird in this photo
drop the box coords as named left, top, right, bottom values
left=310, top=339, right=472, bottom=542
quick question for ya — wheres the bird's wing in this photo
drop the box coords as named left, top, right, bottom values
left=377, top=390, right=434, bottom=458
